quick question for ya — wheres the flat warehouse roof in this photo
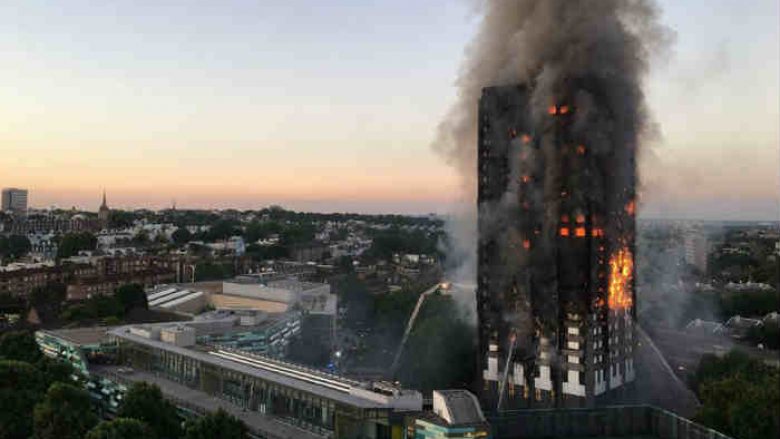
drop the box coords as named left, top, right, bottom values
left=110, top=326, right=400, bottom=409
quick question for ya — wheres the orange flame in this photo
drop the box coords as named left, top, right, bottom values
left=559, top=105, right=570, bottom=115
left=575, top=227, right=586, bottom=237
left=522, top=134, right=532, bottom=144
left=548, top=106, right=558, bottom=115
left=608, top=247, right=634, bottom=310
left=559, top=227, right=570, bottom=237
left=625, top=200, right=636, bottom=216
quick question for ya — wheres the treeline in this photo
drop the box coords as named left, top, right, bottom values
left=0, top=235, right=31, bottom=261
left=396, top=293, right=476, bottom=392
left=109, top=206, right=442, bottom=229
left=365, top=227, right=441, bottom=260
left=26, top=282, right=149, bottom=326
left=0, top=331, right=249, bottom=439
left=692, top=351, right=779, bottom=439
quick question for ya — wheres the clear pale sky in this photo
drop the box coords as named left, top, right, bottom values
left=1, top=0, right=778, bottom=219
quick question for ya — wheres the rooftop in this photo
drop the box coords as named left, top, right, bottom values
left=38, top=326, right=109, bottom=346
left=109, top=324, right=422, bottom=410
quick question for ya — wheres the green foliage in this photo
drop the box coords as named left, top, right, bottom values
left=194, top=261, right=235, bottom=281
left=367, top=227, right=440, bottom=260
left=171, top=227, right=193, bottom=245
left=32, top=383, right=98, bottom=439
left=184, top=409, right=247, bottom=439
left=396, top=296, right=476, bottom=392
left=36, top=356, right=77, bottom=390
left=57, top=232, right=97, bottom=259
left=694, top=351, right=780, bottom=439
left=118, top=382, right=182, bottom=439
left=0, top=360, right=46, bottom=439
left=746, top=321, right=780, bottom=349
left=0, top=330, right=43, bottom=364
left=61, top=286, right=144, bottom=323
left=108, top=210, right=140, bottom=229
left=243, top=221, right=282, bottom=243
left=335, top=275, right=373, bottom=328
left=373, top=289, right=420, bottom=338
left=115, top=283, right=148, bottom=313
left=203, top=220, right=240, bottom=242
left=0, top=235, right=31, bottom=260
left=28, top=282, right=67, bottom=322
left=85, top=418, right=154, bottom=439
left=279, top=223, right=316, bottom=246
left=718, top=290, right=780, bottom=319
left=244, top=243, right=288, bottom=261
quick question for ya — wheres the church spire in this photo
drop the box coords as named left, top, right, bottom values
left=101, top=189, right=107, bottom=208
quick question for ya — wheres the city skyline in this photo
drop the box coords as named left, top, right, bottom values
left=1, top=0, right=778, bottom=219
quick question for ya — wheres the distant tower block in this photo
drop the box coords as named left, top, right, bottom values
left=476, top=85, right=637, bottom=411
left=98, top=190, right=111, bottom=230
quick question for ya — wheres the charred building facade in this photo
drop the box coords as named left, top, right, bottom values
left=477, top=84, right=637, bottom=411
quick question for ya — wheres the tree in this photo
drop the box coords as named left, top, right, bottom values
left=396, top=296, right=476, bottom=392
left=0, top=360, right=46, bottom=439
left=85, top=418, right=154, bottom=439
left=171, top=227, right=193, bottom=245
left=118, top=382, right=181, bottom=439
left=204, top=220, right=240, bottom=242
left=194, top=261, right=234, bottom=281
left=28, top=282, right=67, bottom=322
left=115, top=284, right=148, bottom=313
left=36, top=356, right=77, bottom=390
left=0, top=330, right=43, bottom=364
left=57, top=232, right=97, bottom=259
left=0, top=235, right=31, bottom=259
left=184, top=409, right=247, bottom=439
left=32, top=383, right=98, bottom=439
left=694, top=351, right=780, bottom=439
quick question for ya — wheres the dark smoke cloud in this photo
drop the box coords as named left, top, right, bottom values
left=435, top=0, right=673, bottom=294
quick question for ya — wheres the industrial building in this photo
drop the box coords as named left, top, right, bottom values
left=477, top=85, right=637, bottom=410
left=36, top=324, right=423, bottom=439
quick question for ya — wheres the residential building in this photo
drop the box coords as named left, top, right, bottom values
left=683, top=231, right=708, bottom=273
left=477, top=85, right=636, bottom=410
left=1, top=188, right=28, bottom=215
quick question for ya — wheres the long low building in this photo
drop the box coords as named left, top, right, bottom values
left=38, top=322, right=422, bottom=439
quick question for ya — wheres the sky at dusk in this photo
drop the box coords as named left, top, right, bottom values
left=1, top=0, right=778, bottom=219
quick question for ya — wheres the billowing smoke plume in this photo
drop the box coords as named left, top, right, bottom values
left=435, top=0, right=671, bottom=303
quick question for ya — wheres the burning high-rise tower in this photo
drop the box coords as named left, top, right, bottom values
left=476, top=81, right=637, bottom=410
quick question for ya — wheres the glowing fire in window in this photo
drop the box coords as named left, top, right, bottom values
left=575, top=227, right=586, bottom=237
left=625, top=200, right=636, bottom=216
left=523, top=240, right=531, bottom=250
left=608, top=247, right=634, bottom=310
left=559, top=227, right=570, bottom=237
